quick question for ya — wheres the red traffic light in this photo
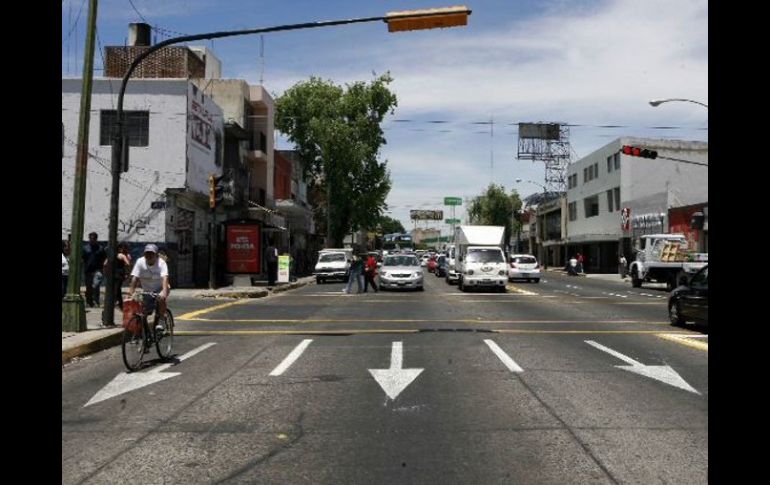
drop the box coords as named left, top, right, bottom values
left=621, top=145, right=658, bottom=159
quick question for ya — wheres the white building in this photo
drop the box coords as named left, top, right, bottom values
left=62, top=78, right=224, bottom=287
left=565, top=137, right=708, bottom=272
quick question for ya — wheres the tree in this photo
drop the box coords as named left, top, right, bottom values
left=275, top=74, right=397, bottom=247
left=378, top=215, right=406, bottom=235
left=467, top=184, right=523, bottom=248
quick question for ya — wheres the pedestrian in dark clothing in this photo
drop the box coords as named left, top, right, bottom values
left=364, top=254, right=378, bottom=293
left=576, top=253, right=585, bottom=274
left=105, top=242, right=132, bottom=310
left=266, top=240, right=278, bottom=287
left=82, top=232, right=106, bottom=307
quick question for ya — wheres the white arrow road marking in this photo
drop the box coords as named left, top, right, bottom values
left=269, top=339, right=313, bottom=376
left=85, top=343, right=217, bottom=407
left=584, top=340, right=700, bottom=394
left=484, top=340, right=523, bottom=372
left=369, top=342, right=424, bottom=400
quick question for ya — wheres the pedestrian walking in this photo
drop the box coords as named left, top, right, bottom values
left=266, top=239, right=278, bottom=287
left=82, top=232, right=106, bottom=307
left=345, top=253, right=364, bottom=294
left=576, top=252, right=585, bottom=274
left=619, top=254, right=628, bottom=279
left=364, top=253, right=378, bottom=293
left=105, top=242, right=132, bottom=310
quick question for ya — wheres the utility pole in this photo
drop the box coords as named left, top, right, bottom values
left=62, top=0, right=99, bottom=332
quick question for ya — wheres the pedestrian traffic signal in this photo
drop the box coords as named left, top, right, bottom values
left=621, top=145, right=658, bottom=159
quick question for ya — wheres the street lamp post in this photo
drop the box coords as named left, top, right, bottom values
left=99, top=7, right=472, bottom=324
left=649, top=98, right=708, bottom=109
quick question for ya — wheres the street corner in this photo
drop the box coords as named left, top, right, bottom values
left=656, top=332, right=708, bottom=351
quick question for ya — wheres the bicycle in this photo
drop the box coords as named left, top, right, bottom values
left=121, top=291, right=175, bottom=372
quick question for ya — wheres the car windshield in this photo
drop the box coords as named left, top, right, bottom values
left=384, top=256, right=419, bottom=267
left=319, top=253, right=346, bottom=262
left=513, top=256, right=537, bottom=264
left=466, top=249, right=504, bottom=263
left=691, top=267, right=708, bottom=286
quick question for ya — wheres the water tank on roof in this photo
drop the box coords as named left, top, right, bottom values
left=129, top=23, right=151, bottom=47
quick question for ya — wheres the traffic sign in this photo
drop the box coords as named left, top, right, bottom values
left=445, top=218, right=461, bottom=224
left=444, top=197, right=462, bottom=206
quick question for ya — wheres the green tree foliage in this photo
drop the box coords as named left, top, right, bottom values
left=467, top=184, right=523, bottom=246
left=275, top=74, right=397, bottom=246
left=378, top=215, right=406, bottom=235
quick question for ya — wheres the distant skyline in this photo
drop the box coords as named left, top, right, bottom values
left=62, top=0, right=708, bottom=233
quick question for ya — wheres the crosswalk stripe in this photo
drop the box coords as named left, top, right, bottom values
left=269, top=339, right=313, bottom=376
left=484, top=339, right=524, bottom=372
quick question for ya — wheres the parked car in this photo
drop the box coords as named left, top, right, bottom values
left=668, top=265, right=708, bottom=327
left=435, top=255, right=448, bottom=277
left=508, top=254, right=541, bottom=283
left=379, top=254, right=424, bottom=291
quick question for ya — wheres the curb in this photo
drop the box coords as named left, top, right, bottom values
left=62, top=329, right=124, bottom=365
left=197, top=278, right=314, bottom=298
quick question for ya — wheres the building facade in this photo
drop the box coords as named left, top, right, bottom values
left=566, top=137, right=708, bottom=272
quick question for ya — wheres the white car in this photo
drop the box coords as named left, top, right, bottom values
left=379, top=254, right=424, bottom=291
left=508, top=254, right=541, bottom=283
left=314, top=251, right=350, bottom=284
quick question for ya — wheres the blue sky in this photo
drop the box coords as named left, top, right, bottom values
left=62, top=0, right=708, bottom=233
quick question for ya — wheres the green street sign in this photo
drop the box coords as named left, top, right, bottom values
left=445, top=218, right=461, bottom=224
left=444, top=197, right=462, bottom=206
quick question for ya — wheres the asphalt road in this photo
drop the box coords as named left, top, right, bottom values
left=62, top=271, right=708, bottom=484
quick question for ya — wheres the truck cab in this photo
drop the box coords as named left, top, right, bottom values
left=454, top=226, right=508, bottom=292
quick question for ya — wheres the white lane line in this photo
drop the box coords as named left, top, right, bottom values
left=484, top=339, right=524, bottom=373
left=269, top=339, right=313, bottom=376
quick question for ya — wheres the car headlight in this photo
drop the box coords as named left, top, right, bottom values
left=415, top=272, right=422, bottom=277
left=466, top=269, right=474, bottom=275
left=381, top=272, right=388, bottom=277
left=499, top=270, right=506, bottom=276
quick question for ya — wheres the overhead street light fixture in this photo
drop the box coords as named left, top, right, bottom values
left=649, top=98, right=708, bottom=109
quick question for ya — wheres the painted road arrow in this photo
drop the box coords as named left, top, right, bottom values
left=369, top=341, right=424, bottom=400
left=85, top=343, right=217, bottom=407
left=585, top=340, right=700, bottom=394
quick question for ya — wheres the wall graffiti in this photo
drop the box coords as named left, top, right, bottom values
left=119, top=217, right=150, bottom=236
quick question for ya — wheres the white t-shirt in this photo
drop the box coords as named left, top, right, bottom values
left=130, top=256, right=169, bottom=292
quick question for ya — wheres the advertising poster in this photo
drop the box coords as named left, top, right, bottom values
left=277, top=255, right=290, bottom=283
left=226, top=224, right=260, bottom=273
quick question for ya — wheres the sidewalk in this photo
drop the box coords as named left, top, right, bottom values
left=543, top=268, right=631, bottom=283
left=62, top=275, right=316, bottom=364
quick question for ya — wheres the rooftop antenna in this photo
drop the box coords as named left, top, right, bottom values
left=259, top=35, right=265, bottom=85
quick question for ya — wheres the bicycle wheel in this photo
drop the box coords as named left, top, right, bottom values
left=122, top=316, right=146, bottom=371
left=155, top=309, right=174, bottom=360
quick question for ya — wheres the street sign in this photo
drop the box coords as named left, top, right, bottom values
left=278, top=255, right=290, bottom=283
left=444, top=197, right=462, bottom=206
left=445, top=218, right=461, bottom=224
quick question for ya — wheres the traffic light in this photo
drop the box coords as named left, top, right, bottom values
left=209, top=174, right=225, bottom=209
left=621, top=145, right=658, bottom=159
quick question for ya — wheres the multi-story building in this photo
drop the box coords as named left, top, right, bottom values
left=565, top=137, right=708, bottom=272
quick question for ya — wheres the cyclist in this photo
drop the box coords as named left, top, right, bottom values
left=127, top=244, right=170, bottom=334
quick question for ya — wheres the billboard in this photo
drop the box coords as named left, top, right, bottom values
left=226, top=224, right=261, bottom=273
left=187, top=83, right=224, bottom=196
left=518, top=123, right=560, bottom=140
left=410, top=210, right=443, bottom=220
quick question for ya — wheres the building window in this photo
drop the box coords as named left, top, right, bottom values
left=100, top=110, right=149, bottom=146
left=593, top=163, right=599, bottom=178
left=584, top=195, right=599, bottom=218
left=584, top=167, right=588, bottom=184
left=607, top=190, right=614, bottom=212
left=569, top=201, right=577, bottom=221
left=607, top=156, right=612, bottom=173
left=614, top=187, right=620, bottom=210
left=614, top=152, right=620, bottom=170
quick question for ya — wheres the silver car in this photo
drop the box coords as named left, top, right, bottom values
left=508, top=254, right=541, bottom=283
left=379, top=254, right=424, bottom=291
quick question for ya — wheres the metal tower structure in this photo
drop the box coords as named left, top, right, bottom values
left=516, top=122, right=572, bottom=193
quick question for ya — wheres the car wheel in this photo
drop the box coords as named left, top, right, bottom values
left=631, top=270, right=642, bottom=288
left=533, top=279, right=540, bottom=283
left=316, top=277, right=322, bottom=284
left=669, top=300, right=686, bottom=326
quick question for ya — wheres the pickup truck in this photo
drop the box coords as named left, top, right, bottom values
left=629, top=234, right=708, bottom=291
left=313, top=248, right=352, bottom=284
